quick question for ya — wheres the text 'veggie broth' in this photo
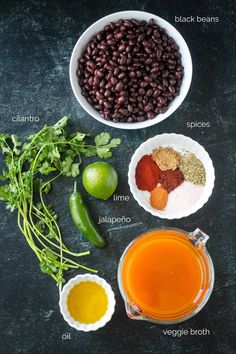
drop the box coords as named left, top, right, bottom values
left=122, top=229, right=210, bottom=321
left=67, top=281, right=108, bottom=324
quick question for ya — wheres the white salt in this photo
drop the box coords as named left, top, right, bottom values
left=165, top=181, right=205, bottom=213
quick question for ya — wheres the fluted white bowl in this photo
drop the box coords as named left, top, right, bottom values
left=128, top=133, right=215, bottom=219
left=59, top=274, right=115, bottom=331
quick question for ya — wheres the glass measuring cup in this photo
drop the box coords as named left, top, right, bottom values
left=118, top=228, right=214, bottom=324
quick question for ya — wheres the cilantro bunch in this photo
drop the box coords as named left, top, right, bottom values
left=0, top=116, right=120, bottom=289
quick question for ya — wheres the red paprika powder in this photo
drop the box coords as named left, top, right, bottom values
left=160, top=169, right=184, bottom=193
left=135, top=155, right=160, bottom=191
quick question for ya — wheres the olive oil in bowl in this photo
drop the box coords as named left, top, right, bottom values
left=59, top=274, right=115, bottom=331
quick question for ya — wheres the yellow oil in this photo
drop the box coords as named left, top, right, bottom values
left=67, top=281, right=108, bottom=324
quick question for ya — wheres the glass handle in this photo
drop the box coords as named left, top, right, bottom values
left=189, top=228, right=209, bottom=248
left=125, top=301, right=143, bottom=320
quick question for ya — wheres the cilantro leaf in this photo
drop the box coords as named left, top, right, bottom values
left=54, top=116, right=69, bottom=129
left=71, top=163, right=80, bottom=177
left=0, top=185, right=9, bottom=201
left=11, top=134, right=21, bottom=155
left=47, top=145, right=60, bottom=162
left=96, top=148, right=112, bottom=158
left=39, top=161, right=57, bottom=175
left=61, top=156, right=73, bottom=175
left=95, top=132, right=110, bottom=146
left=70, top=132, right=87, bottom=142
left=109, top=138, right=121, bottom=148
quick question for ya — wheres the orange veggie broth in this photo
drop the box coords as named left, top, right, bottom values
left=122, top=229, right=210, bottom=320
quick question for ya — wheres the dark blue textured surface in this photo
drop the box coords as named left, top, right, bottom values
left=0, top=1, right=235, bottom=353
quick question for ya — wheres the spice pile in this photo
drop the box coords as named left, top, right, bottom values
left=135, top=146, right=206, bottom=212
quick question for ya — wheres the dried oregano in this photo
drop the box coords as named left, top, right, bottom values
left=179, top=153, right=206, bottom=185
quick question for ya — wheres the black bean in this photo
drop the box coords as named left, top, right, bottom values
left=168, top=85, right=175, bottom=94
left=104, top=89, right=111, bottom=97
left=172, top=44, right=179, bottom=50
left=137, top=116, right=145, bottom=122
left=113, top=67, right=120, bottom=76
left=117, top=96, right=126, bottom=105
left=120, top=55, right=127, bottom=65
left=136, top=71, right=142, bottom=78
left=88, top=76, right=93, bottom=86
left=96, top=70, right=104, bottom=77
left=175, top=72, right=182, bottom=80
left=145, top=47, right=152, bottom=54
left=118, top=72, right=126, bottom=79
left=118, top=44, right=126, bottom=52
left=177, top=65, right=184, bottom=72
left=94, top=104, right=102, bottom=110
left=163, top=78, right=169, bottom=87
left=146, top=89, right=153, bottom=96
left=162, top=70, right=169, bottom=78
left=119, top=108, right=127, bottom=115
left=157, top=96, right=165, bottom=105
left=104, top=101, right=112, bottom=110
left=169, top=79, right=176, bottom=85
left=149, top=18, right=155, bottom=26
left=142, top=40, right=152, bottom=47
left=168, top=64, right=176, bottom=71
left=156, top=49, right=162, bottom=59
left=120, top=65, right=126, bottom=72
left=115, top=82, right=124, bottom=92
left=159, top=106, right=168, bottom=114
left=105, top=82, right=112, bottom=89
left=157, top=84, right=164, bottom=91
left=144, top=103, right=153, bottom=112
left=96, top=32, right=103, bottom=41
left=138, top=33, right=145, bottom=42
left=112, top=113, right=121, bottom=119
left=129, top=39, right=136, bottom=46
left=115, top=32, right=123, bottom=39
left=93, top=76, right=100, bottom=85
left=138, top=88, right=145, bottom=96
left=111, top=77, right=118, bottom=85
left=127, top=104, right=133, bottom=112
left=150, top=81, right=157, bottom=88
left=147, top=111, right=155, bottom=119
left=129, top=71, right=136, bottom=78
left=153, top=90, right=161, bottom=97
left=140, top=81, right=148, bottom=88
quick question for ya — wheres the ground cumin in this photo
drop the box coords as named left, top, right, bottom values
left=152, top=147, right=181, bottom=171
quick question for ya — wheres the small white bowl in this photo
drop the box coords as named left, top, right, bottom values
left=59, top=274, right=115, bottom=331
left=128, top=133, right=215, bottom=219
left=70, top=10, right=192, bottom=129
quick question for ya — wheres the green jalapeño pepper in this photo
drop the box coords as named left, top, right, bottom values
left=69, top=182, right=105, bottom=248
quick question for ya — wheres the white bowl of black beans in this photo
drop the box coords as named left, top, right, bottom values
left=70, top=11, right=192, bottom=129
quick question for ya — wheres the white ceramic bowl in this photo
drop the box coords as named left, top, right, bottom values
left=59, top=274, right=115, bottom=331
left=70, top=10, right=192, bottom=129
left=128, top=134, right=215, bottom=219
